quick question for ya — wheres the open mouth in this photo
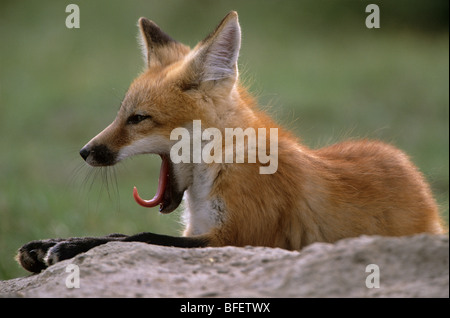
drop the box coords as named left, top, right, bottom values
left=133, top=154, right=184, bottom=214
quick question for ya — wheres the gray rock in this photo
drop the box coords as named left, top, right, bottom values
left=0, top=234, right=448, bottom=297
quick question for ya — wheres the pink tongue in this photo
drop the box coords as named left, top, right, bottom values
left=133, top=155, right=169, bottom=208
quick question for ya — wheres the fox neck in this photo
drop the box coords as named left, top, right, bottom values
left=179, top=85, right=262, bottom=236
left=181, top=163, right=224, bottom=236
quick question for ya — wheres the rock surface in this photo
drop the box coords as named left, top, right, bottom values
left=0, top=234, right=448, bottom=297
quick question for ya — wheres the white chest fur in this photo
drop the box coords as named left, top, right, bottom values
left=181, top=163, right=225, bottom=236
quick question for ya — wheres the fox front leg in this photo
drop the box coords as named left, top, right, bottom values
left=16, top=234, right=127, bottom=273
left=17, top=232, right=210, bottom=273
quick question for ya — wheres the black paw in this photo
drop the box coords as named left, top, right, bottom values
left=17, top=234, right=128, bottom=273
left=43, top=239, right=97, bottom=266
left=16, top=239, right=64, bottom=273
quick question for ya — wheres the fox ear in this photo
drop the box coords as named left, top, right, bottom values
left=187, top=11, right=241, bottom=86
left=138, top=18, right=180, bottom=67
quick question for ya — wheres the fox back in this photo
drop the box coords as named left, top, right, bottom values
left=80, top=11, right=445, bottom=250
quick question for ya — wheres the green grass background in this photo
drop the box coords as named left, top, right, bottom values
left=0, top=0, right=448, bottom=279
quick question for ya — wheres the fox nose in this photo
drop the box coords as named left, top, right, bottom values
left=79, top=146, right=90, bottom=161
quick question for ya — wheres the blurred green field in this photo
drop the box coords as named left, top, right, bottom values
left=0, top=0, right=448, bottom=279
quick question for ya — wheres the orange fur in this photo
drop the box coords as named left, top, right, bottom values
left=84, top=11, right=445, bottom=251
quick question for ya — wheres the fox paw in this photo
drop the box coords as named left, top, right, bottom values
left=17, top=234, right=128, bottom=273
left=16, top=239, right=64, bottom=273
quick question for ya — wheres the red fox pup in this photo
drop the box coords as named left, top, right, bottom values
left=17, top=11, right=445, bottom=273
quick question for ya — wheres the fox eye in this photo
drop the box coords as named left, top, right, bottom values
left=126, top=114, right=151, bottom=125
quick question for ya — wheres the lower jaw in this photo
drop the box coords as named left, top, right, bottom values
left=159, top=189, right=184, bottom=214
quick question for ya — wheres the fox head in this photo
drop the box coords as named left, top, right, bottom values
left=80, top=11, right=242, bottom=213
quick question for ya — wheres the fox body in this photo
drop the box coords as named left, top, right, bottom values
left=18, top=12, right=444, bottom=273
